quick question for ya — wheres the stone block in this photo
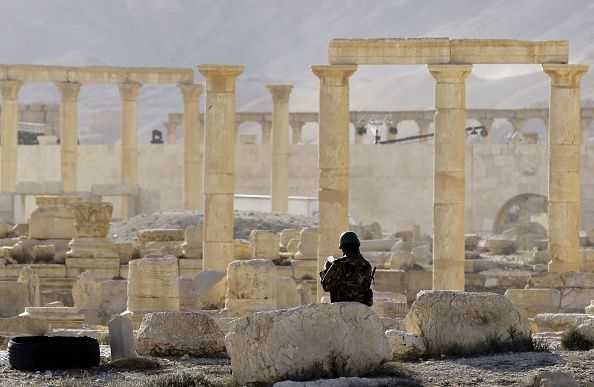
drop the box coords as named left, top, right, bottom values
left=65, top=258, right=120, bottom=279
left=19, top=306, right=85, bottom=329
left=0, top=315, right=48, bottom=335
left=225, top=303, right=390, bottom=385
left=249, top=230, right=279, bottom=260
left=179, top=258, right=202, bottom=278
left=505, top=288, right=561, bottom=308
left=364, top=251, right=392, bottom=269
left=385, top=330, right=426, bottom=360
left=108, top=315, right=136, bottom=360
left=275, top=277, right=299, bottom=309
left=140, top=241, right=183, bottom=257
left=179, top=270, right=226, bottom=310
left=464, top=234, right=481, bottom=251
left=137, top=229, right=185, bottom=244
left=0, top=281, right=32, bottom=317
left=127, top=255, right=179, bottom=299
left=28, top=205, right=76, bottom=240
left=294, top=227, right=318, bottom=260
left=98, top=279, right=127, bottom=314
left=72, top=271, right=99, bottom=310
left=560, top=288, right=594, bottom=311
left=184, top=225, right=203, bottom=244
left=114, top=243, right=135, bottom=264
left=31, top=244, right=55, bottom=263
left=69, top=202, right=112, bottom=238
left=534, top=313, right=594, bottom=332
left=226, top=259, right=276, bottom=300
left=136, top=312, right=225, bottom=357
left=405, top=291, right=529, bottom=355
left=411, top=244, right=432, bottom=264
left=389, top=251, right=416, bottom=270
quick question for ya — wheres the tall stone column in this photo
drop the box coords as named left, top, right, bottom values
left=57, top=82, right=81, bottom=191
left=416, top=119, right=432, bottom=144
left=429, top=65, right=472, bottom=291
left=312, top=65, right=357, bottom=300
left=267, top=85, right=293, bottom=213
left=480, top=118, right=495, bottom=144
left=290, top=121, right=305, bottom=144
left=118, top=82, right=142, bottom=184
left=198, top=65, right=244, bottom=272
left=179, top=84, right=203, bottom=211
left=543, top=64, right=588, bottom=273
left=261, top=121, right=272, bottom=144
left=0, top=80, right=22, bottom=192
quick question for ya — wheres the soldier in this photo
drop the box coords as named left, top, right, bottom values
left=319, top=231, right=374, bottom=306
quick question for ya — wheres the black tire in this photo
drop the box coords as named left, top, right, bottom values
left=8, top=336, right=100, bottom=371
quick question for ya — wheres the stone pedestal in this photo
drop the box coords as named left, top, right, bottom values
left=429, top=64, right=472, bottom=291
left=267, top=85, right=293, bottom=213
left=198, top=65, right=244, bottom=272
left=543, top=64, right=589, bottom=273
left=66, top=202, right=118, bottom=279
left=0, top=80, right=22, bottom=192
left=57, top=82, right=81, bottom=192
left=312, top=65, right=357, bottom=300
left=179, top=84, right=203, bottom=210
left=225, top=259, right=276, bottom=316
left=125, top=255, right=180, bottom=327
left=249, top=230, right=279, bottom=259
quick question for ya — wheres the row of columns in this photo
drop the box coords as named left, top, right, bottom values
left=312, top=63, right=588, bottom=298
left=0, top=80, right=204, bottom=213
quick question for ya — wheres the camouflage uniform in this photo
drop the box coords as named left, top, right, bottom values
left=319, top=253, right=374, bottom=306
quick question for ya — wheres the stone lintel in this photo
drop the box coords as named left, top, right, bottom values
left=450, top=39, right=568, bottom=64
left=329, top=38, right=450, bottom=65
left=328, top=38, right=569, bottom=65
left=0, top=65, right=194, bottom=84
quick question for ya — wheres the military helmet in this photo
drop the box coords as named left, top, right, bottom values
left=339, top=231, right=360, bottom=249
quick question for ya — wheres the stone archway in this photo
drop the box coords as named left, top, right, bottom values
left=493, top=193, right=548, bottom=234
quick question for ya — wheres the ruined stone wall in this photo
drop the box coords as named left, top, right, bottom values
left=11, top=142, right=594, bottom=234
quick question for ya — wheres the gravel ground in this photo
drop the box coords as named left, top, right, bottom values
left=109, top=210, right=318, bottom=243
left=1, top=348, right=594, bottom=386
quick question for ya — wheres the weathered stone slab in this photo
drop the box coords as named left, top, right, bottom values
left=534, top=313, right=594, bottom=332
left=225, top=303, right=390, bottom=385
left=249, top=230, right=279, bottom=260
left=275, top=277, right=299, bottom=309
left=0, top=315, right=48, bottom=335
left=28, top=205, right=75, bottom=240
left=137, top=229, right=184, bottom=244
left=108, top=315, right=136, bottom=360
left=136, top=312, right=225, bottom=357
left=405, top=291, right=529, bottom=355
left=179, top=270, right=226, bottom=310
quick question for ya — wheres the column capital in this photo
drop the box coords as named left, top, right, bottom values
left=290, top=120, right=306, bottom=130
left=0, top=80, right=22, bottom=100
left=311, top=65, right=357, bottom=86
left=543, top=64, right=589, bottom=88
left=428, top=64, right=472, bottom=83
left=118, top=82, right=142, bottom=102
left=266, top=85, right=293, bottom=103
left=178, top=83, right=202, bottom=102
left=198, top=65, right=244, bottom=93
left=56, top=81, right=81, bottom=102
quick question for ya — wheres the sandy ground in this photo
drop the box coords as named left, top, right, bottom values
left=109, top=210, right=318, bottom=243
left=1, top=346, right=594, bottom=386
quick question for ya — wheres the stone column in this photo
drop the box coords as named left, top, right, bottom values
left=509, top=118, right=526, bottom=134
left=480, top=118, right=495, bottom=144
left=179, top=83, right=203, bottom=211
left=290, top=121, right=305, bottom=144
left=198, top=65, right=244, bottom=272
left=543, top=64, right=588, bottom=273
left=57, top=82, right=81, bottom=191
left=118, top=82, right=142, bottom=184
left=312, top=65, right=357, bottom=300
left=581, top=118, right=592, bottom=145
left=0, top=80, right=22, bottom=192
left=353, top=122, right=365, bottom=145
left=165, top=121, right=177, bottom=144
left=260, top=121, right=272, bottom=144
left=386, top=118, right=399, bottom=142
left=267, top=85, right=293, bottom=213
left=428, top=65, right=472, bottom=291
left=416, top=119, right=432, bottom=144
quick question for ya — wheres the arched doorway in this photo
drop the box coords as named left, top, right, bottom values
left=493, top=193, right=548, bottom=234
